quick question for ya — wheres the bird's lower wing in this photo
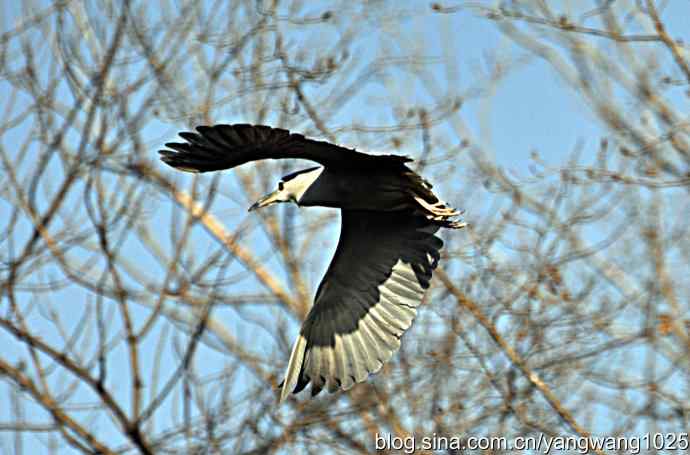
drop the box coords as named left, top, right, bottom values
left=280, top=210, right=443, bottom=402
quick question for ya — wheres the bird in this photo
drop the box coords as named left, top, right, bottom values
left=159, top=124, right=465, bottom=402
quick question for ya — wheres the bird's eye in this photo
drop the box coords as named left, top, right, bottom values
left=278, top=182, right=284, bottom=190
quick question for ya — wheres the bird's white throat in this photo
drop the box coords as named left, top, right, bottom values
left=288, top=167, right=325, bottom=203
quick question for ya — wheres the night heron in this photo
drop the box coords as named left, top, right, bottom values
left=159, top=124, right=465, bottom=402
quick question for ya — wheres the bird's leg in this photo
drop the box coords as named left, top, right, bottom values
left=413, top=197, right=467, bottom=229
left=413, top=197, right=461, bottom=217
left=424, top=214, right=467, bottom=229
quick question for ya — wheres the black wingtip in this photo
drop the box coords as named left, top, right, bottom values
left=158, top=128, right=236, bottom=172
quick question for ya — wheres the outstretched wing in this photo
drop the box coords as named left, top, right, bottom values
left=280, top=210, right=443, bottom=402
left=159, top=124, right=411, bottom=172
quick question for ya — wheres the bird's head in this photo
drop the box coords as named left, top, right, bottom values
left=249, top=166, right=323, bottom=211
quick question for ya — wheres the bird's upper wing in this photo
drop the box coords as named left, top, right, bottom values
left=159, top=124, right=411, bottom=172
left=280, top=210, right=443, bottom=402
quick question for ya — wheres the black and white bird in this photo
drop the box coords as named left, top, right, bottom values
left=159, top=124, right=465, bottom=402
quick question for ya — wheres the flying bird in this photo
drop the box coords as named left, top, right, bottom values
left=159, top=124, right=465, bottom=402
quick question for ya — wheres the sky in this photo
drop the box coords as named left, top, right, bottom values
left=1, top=0, right=688, bottom=453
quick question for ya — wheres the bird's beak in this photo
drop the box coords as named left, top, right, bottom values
left=249, top=189, right=282, bottom=212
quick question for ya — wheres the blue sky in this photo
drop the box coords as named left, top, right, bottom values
left=2, top=0, right=689, bottom=453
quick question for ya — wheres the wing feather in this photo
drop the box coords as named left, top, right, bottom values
left=279, top=210, right=443, bottom=401
left=159, top=124, right=411, bottom=172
